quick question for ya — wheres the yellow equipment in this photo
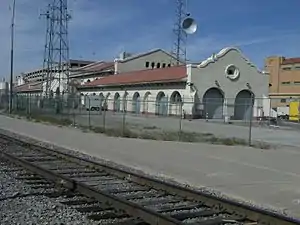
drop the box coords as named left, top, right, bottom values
left=289, top=101, right=300, bottom=121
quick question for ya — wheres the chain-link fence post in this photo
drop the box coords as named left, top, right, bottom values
left=178, top=102, right=183, bottom=141
left=102, top=99, right=106, bottom=132
left=248, top=93, right=254, bottom=146
left=268, top=97, right=271, bottom=126
left=297, top=98, right=300, bottom=123
left=88, top=96, right=91, bottom=128
left=72, top=96, right=76, bottom=127
left=29, top=94, right=31, bottom=118
left=122, top=99, right=126, bottom=136
left=26, top=94, right=30, bottom=117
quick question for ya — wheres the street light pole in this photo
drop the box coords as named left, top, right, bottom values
left=9, top=0, right=16, bottom=114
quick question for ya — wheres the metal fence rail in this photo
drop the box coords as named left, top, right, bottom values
left=2, top=94, right=300, bottom=146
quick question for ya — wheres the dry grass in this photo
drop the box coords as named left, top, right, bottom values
left=8, top=112, right=272, bottom=149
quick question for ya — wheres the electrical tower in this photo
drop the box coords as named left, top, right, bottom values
left=41, top=0, right=71, bottom=98
left=172, top=0, right=188, bottom=65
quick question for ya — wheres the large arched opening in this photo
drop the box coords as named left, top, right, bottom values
left=202, top=87, right=224, bottom=119
left=103, top=92, right=110, bottom=111
left=143, top=92, right=151, bottom=114
left=113, top=92, right=121, bottom=112
left=169, top=91, right=182, bottom=116
left=122, top=92, right=128, bottom=112
left=234, top=89, right=254, bottom=120
left=132, top=92, right=141, bottom=114
left=156, top=91, right=168, bottom=116
left=99, top=93, right=104, bottom=106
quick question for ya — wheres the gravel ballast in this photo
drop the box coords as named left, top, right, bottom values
left=0, top=161, right=98, bottom=225
left=0, top=128, right=299, bottom=222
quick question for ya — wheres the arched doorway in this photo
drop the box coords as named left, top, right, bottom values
left=99, top=93, right=104, bottom=108
left=132, top=92, right=141, bottom=114
left=122, top=92, right=128, bottom=112
left=169, top=91, right=182, bottom=116
left=113, top=93, right=121, bottom=112
left=103, top=93, right=110, bottom=111
left=192, top=92, right=201, bottom=119
left=156, top=91, right=168, bottom=116
left=203, top=88, right=224, bottom=119
left=234, top=90, right=254, bottom=120
left=143, top=92, right=151, bottom=114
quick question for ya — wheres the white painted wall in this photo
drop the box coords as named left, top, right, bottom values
left=16, top=76, right=25, bottom=86
left=80, top=77, right=98, bottom=85
left=81, top=87, right=190, bottom=116
left=42, top=72, right=69, bottom=96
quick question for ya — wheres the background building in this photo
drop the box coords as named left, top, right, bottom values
left=14, top=59, right=94, bottom=95
left=266, top=56, right=300, bottom=113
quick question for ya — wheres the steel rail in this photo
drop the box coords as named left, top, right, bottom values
left=0, top=151, right=183, bottom=225
left=1, top=133, right=300, bottom=225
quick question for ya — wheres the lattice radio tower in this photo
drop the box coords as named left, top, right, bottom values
left=41, top=0, right=71, bottom=98
left=171, top=0, right=197, bottom=65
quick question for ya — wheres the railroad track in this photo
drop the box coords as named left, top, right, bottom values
left=0, top=134, right=299, bottom=225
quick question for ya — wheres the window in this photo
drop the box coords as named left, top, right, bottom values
left=226, top=65, right=237, bottom=75
left=282, top=67, right=291, bottom=71
left=280, top=99, right=286, bottom=103
left=281, top=81, right=291, bottom=85
left=167, top=63, right=171, bottom=67
left=294, top=81, right=300, bottom=85
left=295, top=67, right=300, bottom=70
left=145, top=61, right=149, bottom=68
left=156, top=63, right=161, bottom=68
left=151, top=62, right=155, bottom=69
left=162, top=63, right=166, bottom=68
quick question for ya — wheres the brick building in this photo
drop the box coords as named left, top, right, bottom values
left=266, top=56, right=300, bottom=108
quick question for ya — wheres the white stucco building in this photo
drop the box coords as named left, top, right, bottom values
left=79, top=47, right=270, bottom=121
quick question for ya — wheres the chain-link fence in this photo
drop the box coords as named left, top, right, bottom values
left=2, top=94, right=300, bottom=146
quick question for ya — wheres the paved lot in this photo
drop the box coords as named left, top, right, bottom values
left=0, top=115, right=300, bottom=218
left=67, top=111, right=300, bottom=147
left=22, top=105, right=300, bottom=147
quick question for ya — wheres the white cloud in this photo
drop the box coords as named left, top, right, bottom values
left=185, top=27, right=300, bottom=66
left=1, top=0, right=300, bottom=80
left=0, top=0, right=139, bottom=79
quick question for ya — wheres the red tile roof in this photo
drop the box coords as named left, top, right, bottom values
left=281, top=58, right=300, bottom=65
left=81, top=66, right=187, bottom=87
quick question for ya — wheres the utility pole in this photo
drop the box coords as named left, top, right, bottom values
left=9, top=0, right=16, bottom=114
left=171, top=0, right=197, bottom=66
left=42, top=0, right=71, bottom=98
left=172, top=0, right=188, bottom=65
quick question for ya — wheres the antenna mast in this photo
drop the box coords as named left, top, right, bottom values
left=172, top=0, right=188, bottom=65
left=41, top=0, right=71, bottom=98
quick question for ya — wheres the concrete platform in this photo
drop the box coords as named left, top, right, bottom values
left=0, top=114, right=300, bottom=218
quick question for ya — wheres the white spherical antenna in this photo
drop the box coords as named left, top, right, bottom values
left=182, top=17, right=197, bottom=34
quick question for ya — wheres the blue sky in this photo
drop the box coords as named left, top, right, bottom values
left=1, top=0, right=300, bottom=79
